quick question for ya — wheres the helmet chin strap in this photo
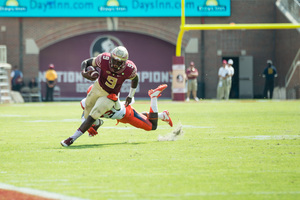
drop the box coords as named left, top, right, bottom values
left=110, top=56, right=125, bottom=73
left=114, top=66, right=121, bottom=70
left=112, top=66, right=121, bottom=73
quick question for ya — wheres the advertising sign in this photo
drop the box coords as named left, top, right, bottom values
left=0, top=0, right=231, bottom=17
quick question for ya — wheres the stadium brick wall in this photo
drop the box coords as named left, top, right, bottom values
left=0, top=0, right=299, bottom=99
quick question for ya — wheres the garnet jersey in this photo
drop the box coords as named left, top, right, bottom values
left=95, top=53, right=137, bottom=94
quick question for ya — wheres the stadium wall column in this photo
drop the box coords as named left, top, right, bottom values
left=199, top=17, right=205, bottom=99
left=18, top=17, right=23, bottom=72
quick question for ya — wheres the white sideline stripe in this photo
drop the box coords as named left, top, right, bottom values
left=1, top=182, right=299, bottom=198
left=25, top=119, right=80, bottom=122
left=99, top=125, right=211, bottom=130
left=0, top=183, right=88, bottom=200
left=24, top=119, right=213, bottom=129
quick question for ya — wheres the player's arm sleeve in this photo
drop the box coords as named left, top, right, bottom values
left=81, top=58, right=98, bottom=80
left=126, top=74, right=139, bottom=105
left=131, top=74, right=139, bottom=89
left=94, top=53, right=105, bottom=69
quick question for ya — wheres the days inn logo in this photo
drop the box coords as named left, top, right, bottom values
left=198, top=0, right=226, bottom=12
left=99, top=0, right=127, bottom=12
left=0, top=0, right=27, bottom=12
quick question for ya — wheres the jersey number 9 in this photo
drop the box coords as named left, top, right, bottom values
left=105, top=75, right=118, bottom=89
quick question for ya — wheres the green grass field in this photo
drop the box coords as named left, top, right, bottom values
left=0, top=100, right=299, bottom=200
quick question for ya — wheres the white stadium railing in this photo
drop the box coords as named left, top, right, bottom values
left=285, top=49, right=300, bottom=99
left=0, top=45, right=7, bottom=63
left=276, top=0, right=300, bottom=32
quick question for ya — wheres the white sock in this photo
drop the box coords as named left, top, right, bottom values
left=158, top=112, right=164, bottom=120
left=93, top=119, right=100, bottom=126
left=81, top=116, right=85, bottom=123
left=150, top=97, right=158, bottom=112
left=71, top=129, right=84, bottom=140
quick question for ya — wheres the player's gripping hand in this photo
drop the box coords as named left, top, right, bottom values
left=81, top=71, right=95, bottom=81
left=87, top=125, right=98, bottom=137
left=81, top=66, right=99, bottom=81
left=125, top=96, right=132, bottom=107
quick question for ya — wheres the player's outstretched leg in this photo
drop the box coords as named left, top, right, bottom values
left=148, top=84, right=167, bottom=98
left=162, top=110, right=173, bottom=127
left=87, top=119, right=104, bottom=137
left=61, top=119, right=104, bottom=147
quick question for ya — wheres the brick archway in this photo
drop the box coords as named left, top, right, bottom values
left=35, top=18, right=188, bottom=50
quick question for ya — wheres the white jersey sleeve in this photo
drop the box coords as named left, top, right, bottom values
left=101, top=103, right=126, bottom=120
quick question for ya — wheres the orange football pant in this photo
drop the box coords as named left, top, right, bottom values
left=118, top=105, right=153, bottom=131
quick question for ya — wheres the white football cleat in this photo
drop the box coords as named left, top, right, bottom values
left=148, top=84, right=168, bottom=98
left=162, top=110, right=173, bottom=127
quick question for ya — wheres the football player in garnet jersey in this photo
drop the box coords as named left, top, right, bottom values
left=82, top=84, right=173, bottom=136
left=61, top=84, right=173, bottom=146
left=61, top=46, right=139, bottom=147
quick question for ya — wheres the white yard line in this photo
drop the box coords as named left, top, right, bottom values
left=228, top=135, right=299, bottom=140
left=24, top=119, right=213, bottom=129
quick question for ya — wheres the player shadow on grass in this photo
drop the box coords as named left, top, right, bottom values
left=61, top=141, right=147, bottom=149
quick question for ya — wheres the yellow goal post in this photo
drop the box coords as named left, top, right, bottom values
left=176, top=0, right=300, bottom=56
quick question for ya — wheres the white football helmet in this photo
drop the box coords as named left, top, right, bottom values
left=109, top=46, right=129, bottom=73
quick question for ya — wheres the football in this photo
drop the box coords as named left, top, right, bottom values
left=86, top=66, right=95, bottom=72
left=86, top=66, right=99, bottom=79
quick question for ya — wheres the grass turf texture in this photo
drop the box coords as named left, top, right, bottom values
left=0, top=100, right=299, bottom=200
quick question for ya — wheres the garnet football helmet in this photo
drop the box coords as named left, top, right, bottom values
left=109, top=46, right=128, bottom=73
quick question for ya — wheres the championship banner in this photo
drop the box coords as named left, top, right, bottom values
left=38, top=32, right=174, bottom=100
left=172, top=56, right=185, bottom=101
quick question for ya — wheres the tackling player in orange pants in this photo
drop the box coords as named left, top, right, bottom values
left=61, top=84, right=173, bottom=146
